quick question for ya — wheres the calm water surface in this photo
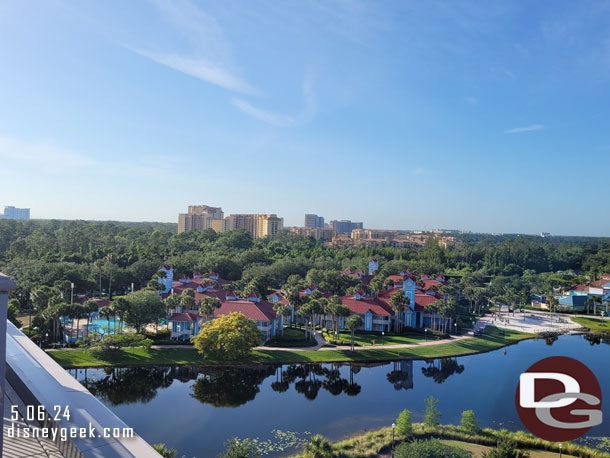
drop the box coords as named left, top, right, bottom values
left=70, top=335, right=610, bottom=458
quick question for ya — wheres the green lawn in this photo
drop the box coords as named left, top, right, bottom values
left=48, top=326, right=532, bottom=368
left=324, top=330, right=433, bottom=346
left=441, top=440, right=581, bottom=458
left=572, top=316, right=610, bottom=333
left=265, top=327, right=316, bottom=347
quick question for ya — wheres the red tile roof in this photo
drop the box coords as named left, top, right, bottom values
left=377, top=287, right=441, bottom=311
left=340, top=295, right=393, bottom=316
left=422, top=279, right=445, bottom=290
left=169, top=312, right=199, bottom=322
left=213, top=300, right=277, bottom=322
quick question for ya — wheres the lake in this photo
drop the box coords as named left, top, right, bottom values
left=69, top=334, right=610, bottom=458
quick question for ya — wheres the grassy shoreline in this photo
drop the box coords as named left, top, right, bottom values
left=49, top=327, right=533, bottom=368
left=286, top=423, right=610, bottom=458
left=571, top=317, right=610, bottom=335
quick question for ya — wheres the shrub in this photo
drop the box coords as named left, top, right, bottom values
left=98, top=333, right=150, bottom=352
left=153, top=443, right=177, bottom=458
left=460, top=410, right=479, bottom=434
left=304, top=434, right=334, bottom=458
left=396, top=410, right=413, bottom=437
left=424, top=397, right=441, bottom=429
left=482, top=433, right=530, bottom=458
left=218, top=438, right=261, bottom=458
left=395, top=438, right=472, bottom=458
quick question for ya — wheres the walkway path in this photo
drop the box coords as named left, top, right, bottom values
left=151, top=332, right=473, bottom=352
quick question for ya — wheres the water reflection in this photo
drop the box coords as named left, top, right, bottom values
left=421, top=358, right=464, bottom=384
left=78, top=366, right=173, bottom=405
left=72, top=357, right=466, bottom=408
left=192, top=366, right=276, bottom=407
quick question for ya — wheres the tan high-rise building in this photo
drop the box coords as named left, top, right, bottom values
left=255, top=214, right=284, bottom=238
left=187, top=205, right=223, bottom=219
left=178, top=205, right=224, bottom=233
left=179, top=206, right=283, bottom=238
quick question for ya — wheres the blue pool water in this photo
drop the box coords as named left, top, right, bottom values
left=87, top=318, right=122, bottom=334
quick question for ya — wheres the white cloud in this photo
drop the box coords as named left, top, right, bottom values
left=124, top=0, right=255, bottom=95
left=129, top=48, right=254, bottom=94
left=232, top=75, right=317, bottom=126
left=504, top=124, right=545, bottom=134
left=231, top=99, right=297, bottom=127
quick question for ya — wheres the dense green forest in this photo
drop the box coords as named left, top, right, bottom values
left=1, top=219, right=609, bottom=311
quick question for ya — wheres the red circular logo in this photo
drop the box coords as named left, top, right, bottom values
left=516, top=356, right=602, bottom=442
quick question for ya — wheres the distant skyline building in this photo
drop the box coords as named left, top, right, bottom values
left=178, top=205, right=283, bottom=238
left=178, top=205, right=224, bottom=233
left=304, top=213, right=325, bottom=229
left=0, top=206, right=30, bottom=220
left=291, top=226, right=336, bottom=241
left=329, top=219, right=363, bottom=236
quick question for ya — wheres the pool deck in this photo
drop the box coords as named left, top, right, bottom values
left=476, top=310, right=581, bottom=334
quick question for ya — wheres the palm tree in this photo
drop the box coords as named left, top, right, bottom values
left=95, top=259, right=105, bottom=297
left=163, top=294, right=180, bottom=329
left=180, top=289, right=196, bottom=313
left=345, top=315, right=363, bottom=352
left=547, top=295, right=559, bottom=321
left=389, top=290, right=408, bottom=333
left=73, top=304, right=88, bottom=342
left=105, top=254, right=119, bottom=300
left=99, top=306, right=113, bottom=335
left=273, top=303, right=287, bottom=335
left=280, top=306, right=292, bottom=335
left=304, top=434, right=333, bottom=458
left=112, top=297, right=130, bottom=332
left=582, top=295, right=600, bottom=316
left=199, top=297, right=222, bottom=322
left=84, top=300, right=99, bottom=336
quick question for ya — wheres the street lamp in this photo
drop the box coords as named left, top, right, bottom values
left=391, top=422, right=396, bottom=458
left=131, top=282, right=134, bottom=293
left=70, top=282, right=75, bottom=305
left=559, top=443, right=563, bottom=458
left=453, top=322, right=458, bottom=335
left=425, top=328, right=428, bottom=341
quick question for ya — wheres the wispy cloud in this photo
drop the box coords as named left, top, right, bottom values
left=231, top=99, right=297, bottom=127
left=0, top=135, right=97, bottom=173
left=504, top=124, right=545, bottom=134
left=128, top=48, right=254, bottom=94
left=232, top=75, right=317, bottom=127
left=124, top=0, right=255, bottom=95
left=464, top=96, right=478, bottom=104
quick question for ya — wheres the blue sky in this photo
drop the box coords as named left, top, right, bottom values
left=1, top=1, right=609, bottom=236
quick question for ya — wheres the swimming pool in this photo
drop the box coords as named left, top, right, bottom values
left=87, top=318, right=122, bottom=334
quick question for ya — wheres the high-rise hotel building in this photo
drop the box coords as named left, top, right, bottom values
left=178, top=205, right=283, bottom=238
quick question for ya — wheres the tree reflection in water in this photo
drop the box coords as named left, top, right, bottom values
left=544, top=335, right=558, bottom=345
left=191, top=366, right=276, bottom=407
left=386, top=361, right=414, bottom=391
left=421, top=358, right=465, bottom=384
left=77, top=366, right=174, bottom=405
left=74, top=359, right=454, bottom=409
